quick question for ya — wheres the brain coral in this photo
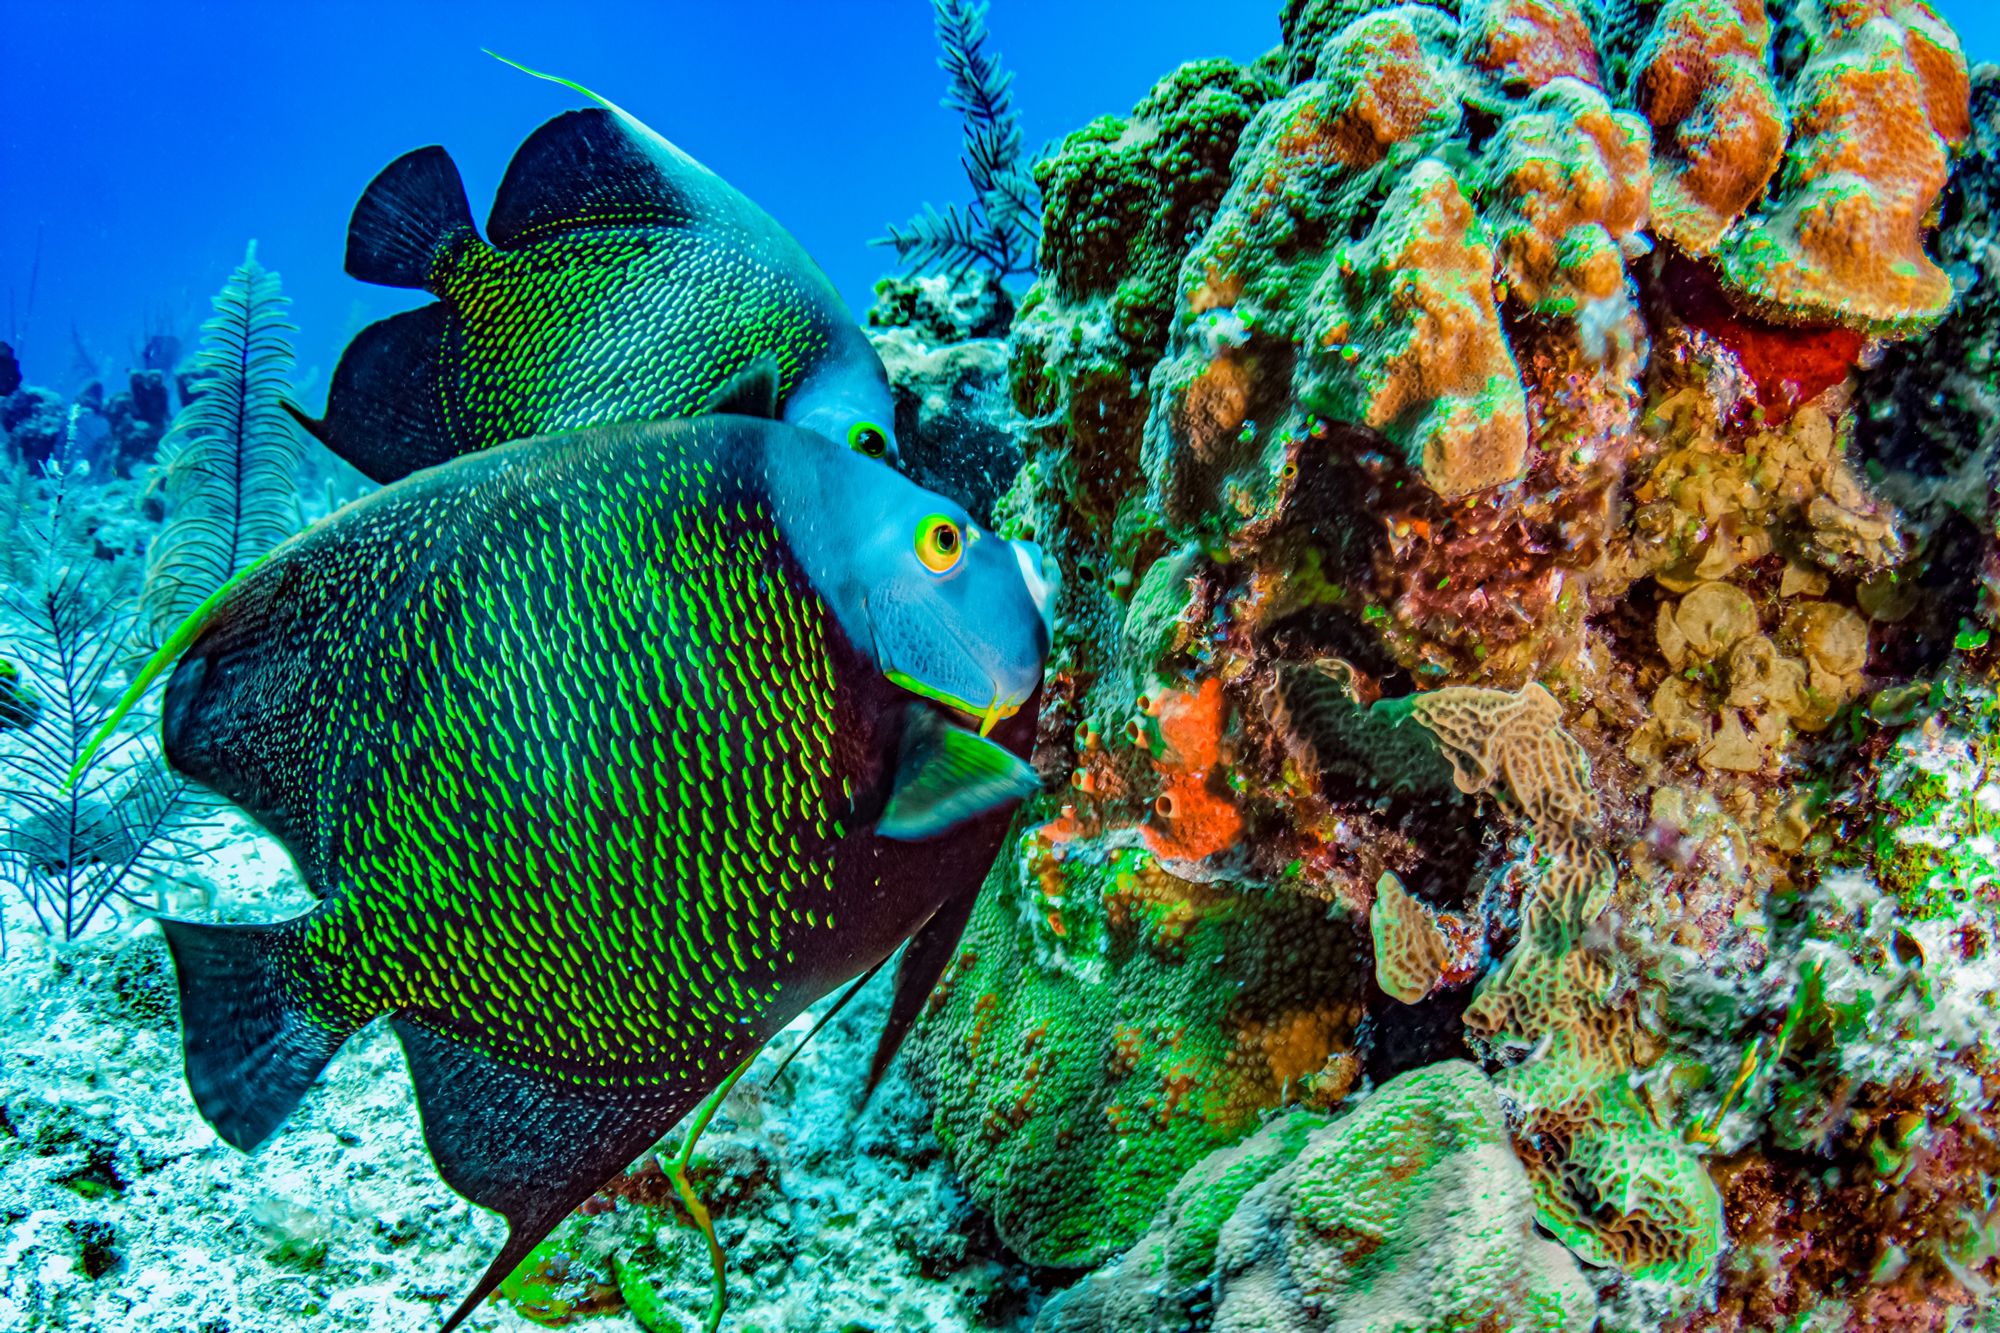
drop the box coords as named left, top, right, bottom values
left=1034, top=1061, right=1598, bottom=1333
left=903, top=0, right=1991, bottom=1325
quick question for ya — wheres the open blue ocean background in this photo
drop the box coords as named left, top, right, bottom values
left=6, top=0, right=1992, bottom=397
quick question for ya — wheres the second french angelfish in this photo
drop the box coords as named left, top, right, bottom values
left=294, top=59, right=904, bottom=482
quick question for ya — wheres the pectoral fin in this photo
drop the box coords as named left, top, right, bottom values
left=876, top=706, right=1040, bottom=841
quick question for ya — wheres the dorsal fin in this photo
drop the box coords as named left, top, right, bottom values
left=482, top=54, right=769, bottom=252
left=699, top=357, right=781, bottom=420
left=345, top=145, right=479, bottom=290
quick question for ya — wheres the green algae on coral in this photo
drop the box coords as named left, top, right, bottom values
left=1861, top=683, right=1999, bottom=923
left=910, top=831, right=1370, bottom=1266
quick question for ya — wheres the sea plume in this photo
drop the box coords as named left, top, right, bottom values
left=875, top=0, right=1040, bottom=280
left=1, top=414, right=208, bottom=944
left=141, top=241, right=304, bottom=637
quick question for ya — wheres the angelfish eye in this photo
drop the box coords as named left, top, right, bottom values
left=848, top=422, right=889, bottom=459
left=915, top=514, right=964, bottom=574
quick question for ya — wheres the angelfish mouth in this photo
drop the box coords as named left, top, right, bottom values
left=885, top=669, right=1023, bottom=738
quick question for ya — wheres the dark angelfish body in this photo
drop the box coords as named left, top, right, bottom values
left=133, top=370, right=1049, bottom=1328
left=293, top=61, right=901, bottom=484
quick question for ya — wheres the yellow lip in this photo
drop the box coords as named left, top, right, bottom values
left=885, top=670, right=1022, bottom=737
left=977, top=691, right=1016, bottom=738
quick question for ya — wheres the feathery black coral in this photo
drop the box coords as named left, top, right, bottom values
left=141, top=241, right=304, bottom=637
left=876, top=0, right=1041, bottom=280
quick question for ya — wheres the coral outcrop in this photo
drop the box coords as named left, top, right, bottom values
left=1709, top=0, right=1970, bottom=335
left=868, top=274, right=1023, bottom=525
left=1635, top=0, right=1970, bottom=335
left=1035, top=1061, right=1597, bottom=1333
left=907, top=1, right=1992, bottom=1328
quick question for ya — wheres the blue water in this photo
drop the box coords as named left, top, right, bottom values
left=0, top=1, right=1269, bottom=388
left=2, top=0, right=1992, bottom=393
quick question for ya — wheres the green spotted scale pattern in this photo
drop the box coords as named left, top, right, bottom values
left=313, top=107, right=891, bottom=484
left=436, top=231, right=830, bottom=454
left=183, top=420, right=872, bottom=1095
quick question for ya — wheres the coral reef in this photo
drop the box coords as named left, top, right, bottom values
left=1708, top=0, right=1970, bottom=335
left=6, top=2, right=1997, bottom=1330
left=98, top=371, right=170, bottom=478
left=1634, top=0, right=1970, bottom=335
left=868, top=274, right=1023, bottom=525
left=905, top=1, right=1994, bottom=1327
left=2, top=387, right=65, bottom=470
left=1, top=460, right=206, bottom=944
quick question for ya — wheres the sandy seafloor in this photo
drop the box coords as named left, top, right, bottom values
left=0, top=803, right=1047, bottom=1332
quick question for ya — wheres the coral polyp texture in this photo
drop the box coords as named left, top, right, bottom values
left=905, top=3, right=1998, bottom=1331
left=1036, top=1061, right=1599, bottom=1333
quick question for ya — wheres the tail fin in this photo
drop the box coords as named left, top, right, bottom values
left=345, top=145, right=477, bottom=289
left=283, top=305, right=456, bottom=483
left=158, top=917, right=355, bottom=1150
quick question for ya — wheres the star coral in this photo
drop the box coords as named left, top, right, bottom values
left=1713, top=0, right=1970, bottom=335
left=1304, top=157, right=1531, bottom=499
left=1634, top=0, right=1786, bottom=254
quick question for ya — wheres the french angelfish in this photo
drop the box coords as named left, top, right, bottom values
left=292, top=58, right=901, bottom=483
left=144, top=364, right=1050, bottom=1328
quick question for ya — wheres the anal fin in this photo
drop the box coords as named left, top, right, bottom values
left=862, top=885, right=980, bottom=1106
left=392, top=1018, right=698, bottom=1332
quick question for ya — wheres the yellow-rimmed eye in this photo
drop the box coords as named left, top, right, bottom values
left=915, top=514, right=963, bottom=574
left=848, top=422, right=889, bottom=458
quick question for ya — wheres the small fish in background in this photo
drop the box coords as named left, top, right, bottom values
left=92, top=363, right=1053, bottom=1331
left=290, top=56, right=904, bottom=484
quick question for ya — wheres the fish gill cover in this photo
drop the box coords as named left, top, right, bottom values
left=0, top=2, right=1998, bottom=1332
